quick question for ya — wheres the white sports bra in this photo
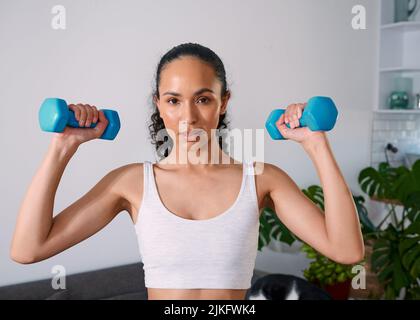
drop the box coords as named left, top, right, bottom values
left=133, top=160, right=260, bottom=289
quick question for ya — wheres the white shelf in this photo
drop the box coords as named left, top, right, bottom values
left=380, top=67, right=420, bottom=73
left=377, top=1, right=420, bottom=114
left=374, top=109, right=420, bottom=114
left=381, top=21, right=420, bottom=32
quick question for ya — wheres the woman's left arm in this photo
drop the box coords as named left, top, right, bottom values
left=301, top=134, right=365, bottom=263
left=269, top=102, right=365, bottom=264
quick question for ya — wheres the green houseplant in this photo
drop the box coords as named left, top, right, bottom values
left=358, top=160, right=420, bottom=299
left=257, top=160, right=420, bottom=299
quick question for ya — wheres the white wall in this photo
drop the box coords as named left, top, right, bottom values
left=0, top=0, right=379, bottom=286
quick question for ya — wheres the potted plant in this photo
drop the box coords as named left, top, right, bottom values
left=358, top=160, right=420, bottom=299
left=301, top=242, right=354, bottom=300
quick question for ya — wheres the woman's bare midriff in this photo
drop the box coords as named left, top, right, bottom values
left=147, top=288, right=248, bottom=300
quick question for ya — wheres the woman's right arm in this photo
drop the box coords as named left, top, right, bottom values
left=10, top=103, right=128, bottom=264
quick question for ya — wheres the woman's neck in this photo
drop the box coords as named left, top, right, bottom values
left=158, top=137, right=238, bottom=169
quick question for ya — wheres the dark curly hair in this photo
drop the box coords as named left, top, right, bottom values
left=147, top=43, right=231, bottom=160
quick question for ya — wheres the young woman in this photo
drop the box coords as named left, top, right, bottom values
left=10, top=43, right=364, bottom=300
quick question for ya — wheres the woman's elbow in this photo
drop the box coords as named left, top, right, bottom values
left=9, top=244, right=41, bottom=264
left=10, top=251, right=38, bottom=264
left=333, top=247, right=365, bottom=265
left=334, top=255, right=364, bottom=265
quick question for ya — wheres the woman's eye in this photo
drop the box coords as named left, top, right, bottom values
left=167, top=98, right=178, bottom=105
left=197, top=97, right=210, bottom=104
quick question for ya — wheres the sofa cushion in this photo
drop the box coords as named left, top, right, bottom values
left=0, top=263, right=267, bottom=300
left=0, top=262, right=146, bottom=300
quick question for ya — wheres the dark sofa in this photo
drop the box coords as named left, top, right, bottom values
left=0, top=262, right=268, bottom=300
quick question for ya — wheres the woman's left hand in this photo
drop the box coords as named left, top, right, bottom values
left=275, top=102, right=327, bottom=146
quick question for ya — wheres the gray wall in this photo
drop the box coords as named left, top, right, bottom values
left=0, top=0, right=378, bottom=286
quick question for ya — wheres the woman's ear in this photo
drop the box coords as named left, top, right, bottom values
left=220, top=91, right=231, bottom=115
left=153, top=94, right=161, bottom=114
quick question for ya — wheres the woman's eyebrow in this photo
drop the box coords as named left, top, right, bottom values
left=162, top=88, right=215, bottom=97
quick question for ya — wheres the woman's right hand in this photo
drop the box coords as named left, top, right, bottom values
left=51, top=103, right=109, bottom=148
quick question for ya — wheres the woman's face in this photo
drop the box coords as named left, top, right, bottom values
left=154, top=56, right=230, bottom=146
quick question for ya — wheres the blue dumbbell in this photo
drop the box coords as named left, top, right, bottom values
left=39, top=98, right=121, bottom=140
left=265, top=96, right=338, bottom=140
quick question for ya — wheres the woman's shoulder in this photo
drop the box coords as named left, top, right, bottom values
left=252, top=161, right=292, bottom=192
left=106, top=162, right=145, bottom=220
left=108, top=162, right=144, bottom=181
left=252, top=161, right=286, bottom=176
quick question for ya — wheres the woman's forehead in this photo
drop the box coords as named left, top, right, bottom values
left=159, top=58, right=220, bottom=93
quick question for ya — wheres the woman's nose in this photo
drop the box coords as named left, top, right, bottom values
left=181, top=102, right=198, bottom=124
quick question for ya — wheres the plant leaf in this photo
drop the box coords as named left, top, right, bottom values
left=358, top=164, right=399, bottom=200
left=404, top=219, right=420, bottom=235
left=353, top=195, right=377, bottom=233
left=399, top=236, right=420, bottom=255
left=302, top=185, right=325, bottom=211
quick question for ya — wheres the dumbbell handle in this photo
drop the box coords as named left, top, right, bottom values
left=66, top=108, right=106, bottom=129
left=66, top=108, right=120, bottom=139
left=270, top=109, right=309, bottom=129
left=265, top=108, right=312, bottom=140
